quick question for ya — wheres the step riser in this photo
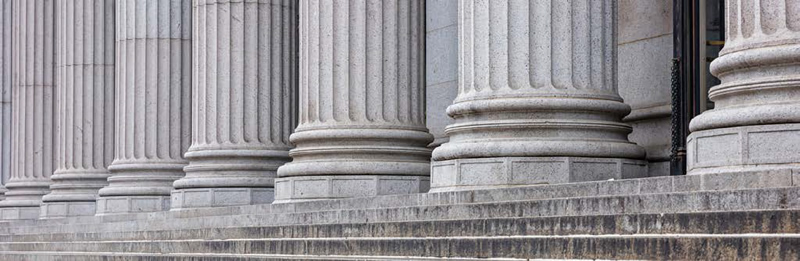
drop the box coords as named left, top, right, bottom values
left=1, top=210, right=798, bottom=242
left=0, top=237, right=798, bottom=260
left=3, top=187, right=799, bottom=236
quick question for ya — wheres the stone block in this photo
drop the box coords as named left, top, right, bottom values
left=170, top=188, right=275, bottom=210
left=39, top=202, right=96, bottom=219
left=274, top=175, right=429, bottom=203
left=430, top=157, right=647, bottom=193
left=95, top=196, right=170, bottom=216
left=688, top=124, right=800, bottom=175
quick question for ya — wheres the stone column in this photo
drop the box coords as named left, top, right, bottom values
left=275, top=0, right=432, bottom=203
left=96, top=0, right=191, bottom=215
left=40, top=0, right=115, bottom=218
left=0, top=0, right=56, bottom=220
left=0, top=0, right=11, bottom=200
left=170, top=0, right=297, bottom=209
left=430, top=0, right=646, bottom=192
left=687, top=1, right=800, bottom=175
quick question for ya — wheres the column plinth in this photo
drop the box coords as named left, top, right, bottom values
left=275, top=0, right=432, bottom=203
left=430, top=0, right=646, bottom=192
left=96, top=0, right=191, bottom=215
left=170, top=0, right=297, bottom=209
left=40, top=0, right=115, bottom=219
left=0, top=0, right=56, bottom=220
left=687, top=0, right=800, bottom=175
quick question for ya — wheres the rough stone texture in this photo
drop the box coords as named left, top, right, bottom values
left=275, top=0, right=432, bottom=202
left=425, top=0, right=458, bottom=147
left=170, top=0, right=298, bottom=210
left=40, top=0, right=115, bottom=219
left=0, top=0, right=10, bottom=197
left=0, top=0, right=56, bottom=220
left=430, top=0, right=647, bottom=192
left=617, top=0, right=673, bottom=177
left=688, top=0, right=800, bottom=175
left=96, top=0, right=191, bottom=215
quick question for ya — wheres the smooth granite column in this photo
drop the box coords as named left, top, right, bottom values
left=0, top=0, right=56, bottom=219
left=40, top=0, right=115, bottom=218
left=96, top=0, right=191, bottom=215
left=688, top=0, right=800, bottom=175
left=275, top=0, right=432, bottom=203
left=430, top=0, right=647, bottom=192
left=0, top=0, right=11, bottom=200
left=170, top=0, right=297, bottom=209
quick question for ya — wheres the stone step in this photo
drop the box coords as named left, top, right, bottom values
left=0, top=234, right=798, bottom=260
left=0, top=252, right=529, bottom=261
left=3, top=186, right=799, bottom=236
left=1, top=170, right=793, bottom=229
left=1, top=209, right=798, bottom=242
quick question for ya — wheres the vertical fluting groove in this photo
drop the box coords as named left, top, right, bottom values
left=0, top=0, right=12, bottom=187
left=98, top=0, right=190, bottom=207
left=276, top=0, right=431, bottom=202
left=42, top=0, right=115, bottom=215
left=1, top=0, right=55, bottom=209
left=172, top=0, right=297, bottom=198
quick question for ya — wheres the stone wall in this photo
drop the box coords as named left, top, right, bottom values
left=617, top=0, right=674, bottom=177
left=425, top=0, right=458, bottom=147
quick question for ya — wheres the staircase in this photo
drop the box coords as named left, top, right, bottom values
left=0, top=171, right=798, bottom=260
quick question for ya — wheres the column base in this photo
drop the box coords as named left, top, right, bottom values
left=273, top=175, right=430, bottom=203
left=429, top=157, right=648, bottom=193
left=95, top=196, right=170, bottom=216
left=0, top=206, right=40, bottom=220
left=688, top=123, right=800, bottom=175
left=39, top=201, right=96, bottom=219
left=170, top=188, right=274, bottom=210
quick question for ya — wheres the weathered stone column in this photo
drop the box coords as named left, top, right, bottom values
left=275, top=0, right=432, bottom=202
left=96, top=0, right=191, bottom=215
left=430, top=0, right=647, bottom=192
left=40, top=0, right=115, bottom=218
left=688, top=1, right=800, bottom=175
left=170, top=0, right=297, bottom=209
left=0, top=0, right=11, bottom=200
left=0, top=0, right=56, bottom=219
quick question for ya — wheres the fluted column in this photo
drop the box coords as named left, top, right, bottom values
left=688, top=0, right=800, bottom=175
left=430, top=0, right=646, bottom=192
left=275, top=0, right=431, bottom=203
left=0, top=0, right=56, bottom=220
left=96, top=0, right=190, bottom=215
left=170, top=0, right=297, bottom=209
left=40, top=0, right=115, bottom=218
left=0, top=0, right=11, bottom=200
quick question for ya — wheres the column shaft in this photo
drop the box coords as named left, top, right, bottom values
left=96, top=0, right=191, bottom=215
left=0, top=0, right=11, bottom=199
left=40, top=0, right=115, bottom=218
left=430, top=0, right=646, bottom=192
left=171, top=0, right=297, bottom=209
left=275, top=0, right=432, bottom=202
left=687, top=0, right=800, bottom=174
left=0, top=0, right=56, bottom=220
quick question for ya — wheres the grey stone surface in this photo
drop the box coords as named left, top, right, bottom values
left=425, top=3, right=458, bottom=147
left=275, top=0, right=432, bottom=203
left=0, top=0, right=9, bottom=193
left=40, top=0, right=115, bottom=219
left=170, top=0, right=297, bottom=210
left=431, top=0, right=647, bottom=191
left=687, top=1, right=800, bottom=175
left=617, top=0, right=673, bottom=177
left=96, top=0, right=192, bottom=215
left=0, top=0, right=57, bottom=219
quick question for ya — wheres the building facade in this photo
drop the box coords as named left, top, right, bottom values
left=0, top=0, right=796, bottom=260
